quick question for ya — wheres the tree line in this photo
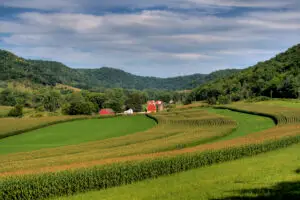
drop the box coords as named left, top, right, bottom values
left=186, top=44, right=300, bottom=105
left=0, top=83, right=189, bottom=116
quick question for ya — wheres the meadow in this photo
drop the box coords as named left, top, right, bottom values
left=0, top=115, right=156, bottom=154
left=1, top=100, right=300, bottom=199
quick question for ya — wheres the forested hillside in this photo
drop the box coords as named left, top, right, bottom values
left=0, top=50, right=239, bottom=90
left=190, top=44, right=300, bottom=104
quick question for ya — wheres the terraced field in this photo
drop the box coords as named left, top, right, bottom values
left=1, top=100, right=300, bottom=200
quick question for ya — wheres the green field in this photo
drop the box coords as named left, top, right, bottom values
left=0, top=115, right=156, bottom=154
left=207, top=108, right=275, bottom=141
left=54, top=143, right=300, bottom=200
left=255, top=99, right=300, bottom=108
left=1, top=101, right=300, bottom=200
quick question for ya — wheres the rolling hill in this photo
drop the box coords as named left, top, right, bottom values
left=192, top=43, right=300, bottom=101
left=0, top=49, right=239, bottom=90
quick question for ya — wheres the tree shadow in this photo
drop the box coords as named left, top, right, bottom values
left=211, top=170, right=300, bottom=200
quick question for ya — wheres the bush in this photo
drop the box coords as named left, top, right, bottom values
left=207, top=97, right=217, bottom=105
left=218, top=95, right=231, bottom=105
left=62, top=101, right=94, bottom=115
left=245, top=96, right=271, bottom=103
left=8, top=105, right=23, bottom=117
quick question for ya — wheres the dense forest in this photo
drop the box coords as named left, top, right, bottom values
left=188, top=44, right=300, bottom=104
left=0, top=50, right=239, bottom=90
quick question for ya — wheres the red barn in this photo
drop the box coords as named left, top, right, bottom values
left=99, top=108, right=115, bottom=115
left=147, top=100, right=157, bottom=113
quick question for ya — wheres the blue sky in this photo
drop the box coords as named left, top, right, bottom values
left=1, top=0, right=300, bottom=77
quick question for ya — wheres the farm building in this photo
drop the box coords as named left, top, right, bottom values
left=147, top=100, right=164, bottom=113
left=124, top=108, right=134, bottom=115
left=147, top=101, right=157, bottom=113
left=99, top=108, right=115, bottom=115
left=156, top=100, right=164, bottom=111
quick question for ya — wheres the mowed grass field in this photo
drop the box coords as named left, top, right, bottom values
left=54, top=142, right=300, bottom=200
left=0, top=115, right=156, bottom=155
left=206, top=108, right=274, bottom=141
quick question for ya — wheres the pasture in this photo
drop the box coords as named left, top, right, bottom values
left=1, top=100, right=300, bottom=200
left=0, top=115, right=156, bottom=154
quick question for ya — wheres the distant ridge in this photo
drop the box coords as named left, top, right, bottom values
left=0, top=49, right=240, bottom=90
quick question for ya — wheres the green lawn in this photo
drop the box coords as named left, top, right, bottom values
left=207, top=108, right=275, bottom=141
left=0, top=115, right=156, bottom=154
left=54, top=143, right=300, bottom=200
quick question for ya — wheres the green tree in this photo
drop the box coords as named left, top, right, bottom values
left=42, top=91, right=61, bottom=112
left=125, top=92, right=146, bottom=112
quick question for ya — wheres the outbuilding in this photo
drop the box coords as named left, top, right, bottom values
left=124, top=109, right=134, bottom=115
left=147, top=100, right=157, bottom=113
left=99, top=108, right=115, bottom=115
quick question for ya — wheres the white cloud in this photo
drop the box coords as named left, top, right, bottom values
left=3, top=0, right=296, bottom=11
left=1, top=1, right=300, bottom=77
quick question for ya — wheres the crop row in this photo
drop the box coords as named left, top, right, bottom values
left=1, top=135, right=300, bottom=200
left=0, top=110, right=236, bottom=175
left=217, top=103, right=300, bottom=125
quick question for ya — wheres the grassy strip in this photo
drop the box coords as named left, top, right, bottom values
left=215, top=106, right=279, bottom=125
left=1, top=136, right=300, bottom=200
left=0, top=115, right=117, bottom=140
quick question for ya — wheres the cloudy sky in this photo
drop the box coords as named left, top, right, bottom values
left=1, top=0, right=300, bottom=77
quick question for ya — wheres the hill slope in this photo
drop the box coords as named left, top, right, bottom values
left=0, top=50, right=239, bottom=90
left=192, top=44, right=300, bottom=101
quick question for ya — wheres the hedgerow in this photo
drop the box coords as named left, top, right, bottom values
left=1, top=136, right=300, bottom=200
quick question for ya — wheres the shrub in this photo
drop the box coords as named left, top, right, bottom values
left=218, top=95, right=231, bottom=105
left=207, top=97, right=217, bottom=105
left=62, top=101, right=94, bottom=115
left=7, top=105, right=23, bottom=117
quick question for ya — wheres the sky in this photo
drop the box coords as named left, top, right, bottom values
left=1, top=0, right=300, bottom=77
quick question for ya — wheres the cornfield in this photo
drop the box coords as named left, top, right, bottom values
left=1, top=136, right=300, bottom=200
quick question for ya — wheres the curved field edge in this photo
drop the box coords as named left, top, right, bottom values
left=1, top=136, right=300, bottom=200
left=216, top=103, right=300, bottom=125
left=215, top=106, right=279, bottom=125
left=205, top=108, right=275, bottom=141
left=0, top=115, right=117, bottom=140
left=0, top=115, right=157, bottom=155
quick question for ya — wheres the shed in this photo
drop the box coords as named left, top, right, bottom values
left=124, top=109, right=134, bottom=115
left=99, top=108, right=115, bottom=115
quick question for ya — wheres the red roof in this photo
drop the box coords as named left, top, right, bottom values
left=99, top=109, right=115, bottom=115
left=147, top=102, right=156, bottom=113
